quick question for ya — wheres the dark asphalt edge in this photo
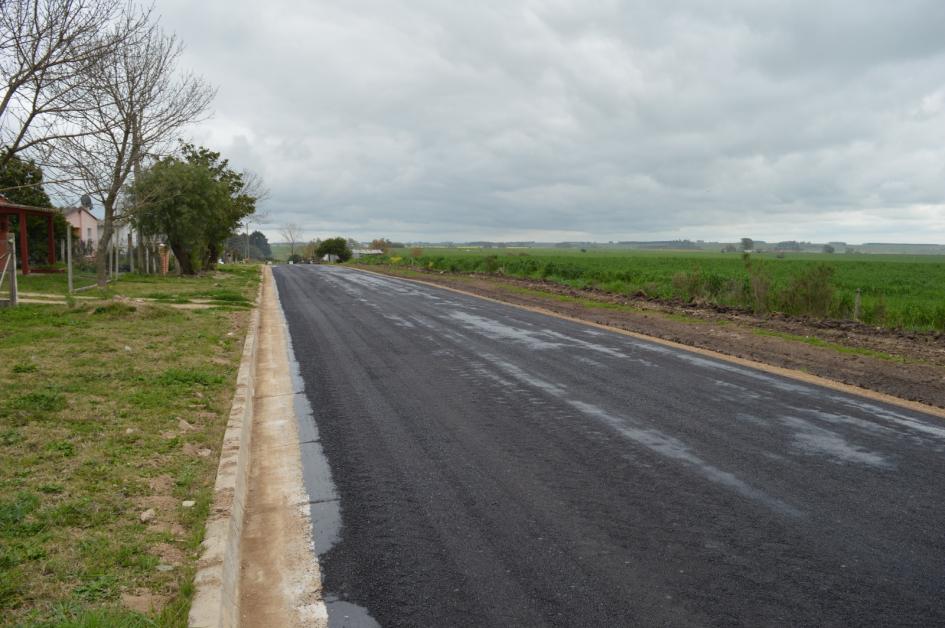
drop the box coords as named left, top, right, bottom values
left=348, top=265, right=945, bottom=422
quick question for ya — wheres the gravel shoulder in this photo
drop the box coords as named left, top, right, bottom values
left=353, top=265, right=945, bottom=409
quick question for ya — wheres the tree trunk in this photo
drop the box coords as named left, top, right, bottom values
left=137, top=236, right=145, bottom=273
left=95, top=204, right=115, bottom=287
left=169, top=241, right=195, bottom=275
left=205, top=242, right=219, bottom=271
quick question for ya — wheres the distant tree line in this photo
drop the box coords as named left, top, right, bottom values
left=225, top=231, right=272, bottom=261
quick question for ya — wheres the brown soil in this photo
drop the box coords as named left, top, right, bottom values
left=357, top=266, right=945, bottom=410
left=121, top=590, right=168, bottom=614
left=151, top=542, right=185, bottom=566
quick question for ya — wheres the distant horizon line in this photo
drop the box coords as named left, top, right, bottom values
left=272, top=239, right=945, bottom=249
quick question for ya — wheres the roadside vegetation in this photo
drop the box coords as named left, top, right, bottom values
left=358, top=248, right=945, bottom=332
left=0, top=265, right=259, bottom=626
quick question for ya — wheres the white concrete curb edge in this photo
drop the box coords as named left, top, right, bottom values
left=188, top=274, right=264, bottom=628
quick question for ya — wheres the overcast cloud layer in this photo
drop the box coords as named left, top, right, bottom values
left=158, top=0, right=945, bottom=243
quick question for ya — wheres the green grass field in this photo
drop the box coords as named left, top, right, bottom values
left=269, top=243, right=292, bottom=261
left=0, top=266, right=260, bottom=626
left=363, top=248, right=945, bottom=331
left=16, top=266, right=257, bottom=308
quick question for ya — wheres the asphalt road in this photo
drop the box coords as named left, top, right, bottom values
left=274, top=264, right=945, bottom=627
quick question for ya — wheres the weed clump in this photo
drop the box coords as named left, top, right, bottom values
left=92, top=302, right=136, bottom=316
left=157, top=367, right=224, bottom=387
left=779, top=264, right=835, bottom=318
left=742, top=253, right=772, bottom=314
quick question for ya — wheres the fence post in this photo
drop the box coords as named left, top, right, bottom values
left=854, top=288, right=862, bottom=322
left=67, top=225, right=73, bottom=293
left=9, top=234, right=17, bottom=306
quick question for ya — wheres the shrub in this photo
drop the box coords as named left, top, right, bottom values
left=92, top=303, right=136, bottom=316
left=481, top=255, right=500, bottom=274
left=742, top=254, right=771, bottom=314
left=779, top=264, right=835, bottom=318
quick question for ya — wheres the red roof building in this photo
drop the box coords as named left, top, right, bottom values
left=0, top=194, right=58, bottom=275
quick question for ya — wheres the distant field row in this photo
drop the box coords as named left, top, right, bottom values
left=362, top=248, right=945, bottom=331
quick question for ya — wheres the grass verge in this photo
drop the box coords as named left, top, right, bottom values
left=751, top=328, right=906, bottom=362
left=0, top=265, right=260, bottom=626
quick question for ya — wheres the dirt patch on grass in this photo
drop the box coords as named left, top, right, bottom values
left=357, top=266, right=945, bottom=409
left=122, top=590, right=169, bottom=614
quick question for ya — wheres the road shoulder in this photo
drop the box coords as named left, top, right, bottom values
left=237, top=267, right=326, bottom=626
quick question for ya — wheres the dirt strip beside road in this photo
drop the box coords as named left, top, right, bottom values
left=238, top=267, right=326, bottom=627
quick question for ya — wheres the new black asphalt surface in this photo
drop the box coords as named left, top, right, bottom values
left=274, top=264, right=945, bottom=627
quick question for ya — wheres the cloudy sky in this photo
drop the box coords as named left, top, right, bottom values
left=157, top=0, right=945, bottom=244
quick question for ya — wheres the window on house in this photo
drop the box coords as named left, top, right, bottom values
left=87, top=228, right=91, bottom=240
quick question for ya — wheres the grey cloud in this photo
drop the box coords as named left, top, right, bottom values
left=158, top=0, right=945, bottom=243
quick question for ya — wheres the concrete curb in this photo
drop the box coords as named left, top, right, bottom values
left=189, top=271, right=264, bottom=628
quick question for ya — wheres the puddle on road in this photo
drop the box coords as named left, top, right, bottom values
left=287, top=331, right=342, bottom=557
left=324, top=596, right=382, bottom=628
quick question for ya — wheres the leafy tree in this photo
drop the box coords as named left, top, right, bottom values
left=0, top=153, right=67, bottom=264
left=249, top=230, right=271, bottom=258
left=133, top=144, right=257, bottom=274
left=0, top=153, right=51, bottom=207
left=740, top=237, right=754, bottom=252
left=316, top=237, right=351, bottom=262
left=225, top=230, right=272, bottom=260
left=822, top=244, right=835, bottom=254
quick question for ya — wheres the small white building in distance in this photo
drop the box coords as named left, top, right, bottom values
left=62, top=205, right=102, bottom=248
left=351, top=248, right=384, bottom=259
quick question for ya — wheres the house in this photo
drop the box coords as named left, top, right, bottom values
left=351, top=248, right=384, bottom=259
left=62, top=205, right=102, bottom=248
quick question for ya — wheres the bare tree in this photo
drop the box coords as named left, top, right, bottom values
left=0, top=0, right=135, bottom=169
left=279, top=223, right=302, bottom=256
left=239, top=169, right=269, bottom=204
left=56, top=11, right=214, bottom=285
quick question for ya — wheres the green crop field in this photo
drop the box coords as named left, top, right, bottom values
left=361, top=248, right=945, bottom=331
